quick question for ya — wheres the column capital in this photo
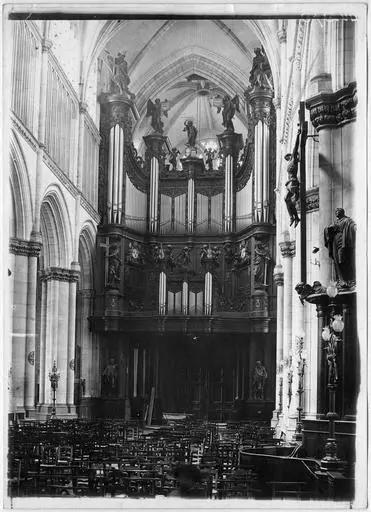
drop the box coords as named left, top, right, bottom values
left=143, top=133, right=167, bottom=159
left=216, top=131, right=243, bottom=158
left=9, top=237, right=42, bottom=257
left=245, top=88, right=275, bottom=126
left=98, top=93, right=136, bottom=138
left=279, top=240, right=296, bottom=258
left=40, top=267, right=80, bottom=283
left=79, top=102, right=88, bottom=115
left=306, top=81, right=357, bottom=131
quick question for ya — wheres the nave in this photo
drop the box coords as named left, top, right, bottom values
left=8, top=416, right=353, bottom=500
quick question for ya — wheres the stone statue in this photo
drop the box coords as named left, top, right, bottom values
left=322, top=328, right=339, bottom=384
left=253, top=240, right=271, bottom=286
left=146, top=98, right=168, bottom=134
left=249, top=47, right=273, bottom=90
left=105, top=50, right=130, bottom=95
left=216, top=94, right=240, bottom=132
left=107, top=240, right=121, bottom=288
left=284, top=129, right=301, bottom=227
left=169, top=147, right=180, bottom=171
left=183, top=120, right=198, bottom=147
left=102, top=358, right=118, bottom=395
left=253, top=361, right=268, bottom=400
left=324, top=208, right=356, bottom=287
left=312, top=281, right=327, bottom=294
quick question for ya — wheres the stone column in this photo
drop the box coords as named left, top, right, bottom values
left=217, top=132, right=243, bottom=232
left=99, top=92, right=135, bottom=225
left=278, top=239, right=296, bottom=433
left=144, top=134, right=167, bottom=233
left=245, top=86, right=274, bottom=224
left=39, top=267, right=79, bottom=418
left=272, top=264, right=284, bottom=425
left=306, top=82, right=357, bottom=286
left=9, top=238, right=42, bottom=415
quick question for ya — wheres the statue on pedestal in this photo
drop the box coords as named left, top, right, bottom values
left=253, top=360, right=268, bottom=400
left=284, top=129, right=301, bottom=227
left=324, top=208, right=356, bottom=287
left=107, top=240, right=122, bottom=288
left=183, top=120, right=198, bottom=147
left=204, top=147, right=216, bottom=171
left=104, top=50, right=130, bottom=95
left=146, top=98, right=169, bottom=134
left=249, top=47, right=273, bottom=91
left=253, top=239, right=271, bottom=287
left=216, top=94, right=240, bottom=132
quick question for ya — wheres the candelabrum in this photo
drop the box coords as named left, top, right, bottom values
left=294, top=335, right=307, bottom=440
left=49, top=360, right=60, bottom=419
left=283, top=354, right=293, bottom=409
left=320, top=281, right=345, bottom=470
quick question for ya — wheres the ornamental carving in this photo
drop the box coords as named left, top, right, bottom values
left=9, top=238, right=42, bottom=257
left=306, top=82, right=357, bottom=131
left=279, top=240, right=296, bottom=258
left=39, top=267, right=80, bottom=282
left=27, top=351, right=35, bottom=366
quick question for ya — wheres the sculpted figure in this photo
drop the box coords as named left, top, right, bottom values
left=249, top=47, right=273, bottom=90
left=295, top=282, right=314, bottom=304
left=253, top=240, right=271, bottom=286
left=217, top=94, right=240, bottom=132
left=324, top=208, right=356, bottom=287
left=204, top=147, right=215, bottom=171
left=107, top=241, right=121, bottom=288
left=178, top=246, right=191, bottom=267
left=169, top=147, right=180, bottom=171
left=183, top=120, right=198, bottom=147
left=105, top=50, right=130, bottom=94
left=253, top=361, right=268, bottom=400
left=146, top=98, right=168, bottom=134
left=284, top=129, right=301, bottom=227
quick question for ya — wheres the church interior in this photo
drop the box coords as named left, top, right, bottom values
left=5, top=11, right=367, bottom=504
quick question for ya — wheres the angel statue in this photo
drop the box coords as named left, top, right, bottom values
left=217, top=94, right=240, bottom=132
left=183, top=120, right=198, bottom=147
left=146, top=98, right=169, bottom=134
left=104, top=50, right=130, bottom=95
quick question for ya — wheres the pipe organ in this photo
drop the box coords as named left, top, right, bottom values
left=90, top=52, right=277, bottom=421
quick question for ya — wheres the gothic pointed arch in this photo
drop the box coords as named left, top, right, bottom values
left=9, top=131, right=33, bottom=240
left=78, top=221, right=96, bottom=290
left=39, top=185, right=73, bottom=269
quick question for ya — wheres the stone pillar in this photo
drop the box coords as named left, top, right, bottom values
left=38, top=267, right=79, bottom=418
left=278, top=239, right=295, bottom=433
left=9, top=238, right=42, bottom=415
left=306, top=82, right=357, bottom=286
left=144, top=134, right=167, bottom=233
left=272, top=264, right=284, bottom=425
left=217, top=132, right=243, bottom=232
left=245, top=86, right=274, bottom=224
left=99, top=92, right=135, bottom=225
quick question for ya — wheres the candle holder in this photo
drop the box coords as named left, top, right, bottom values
left=294, top=335, right=307, bottom=440
left=48, top=360, right=60, bottom=420
left=320, top=282, right=344, bottom=470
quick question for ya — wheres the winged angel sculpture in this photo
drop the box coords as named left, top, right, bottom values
left=146, top=98, right=169, bottom=134
left=217, top=94, right=240, bottom=132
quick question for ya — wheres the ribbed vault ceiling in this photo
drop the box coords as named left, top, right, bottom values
left=99, top=19, right=263, bottom=153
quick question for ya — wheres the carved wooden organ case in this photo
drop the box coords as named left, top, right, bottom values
left=93, top=88, right=277, bottom=333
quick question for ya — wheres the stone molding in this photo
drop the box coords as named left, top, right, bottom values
left=40, top=267, right=80, bottom=283
left=9, top=238, right=42, bottom=257
left=279, top=240, right=296, bottom=258
left=306, top=82, right=357, bottom=131
left=297, top=187, right=319, bottom=213
left=273, top=266, right=284, bottom=286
